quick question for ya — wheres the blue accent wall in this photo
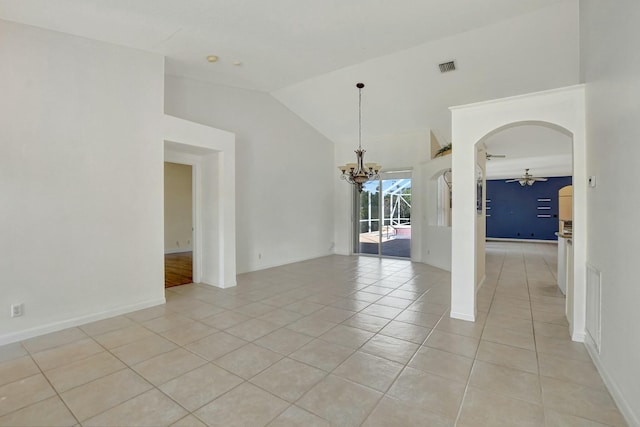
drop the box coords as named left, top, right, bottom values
left=486, top=176, right=572, bottom=240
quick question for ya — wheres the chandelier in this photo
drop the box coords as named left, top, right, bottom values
left=338, top=83, right=381, bottom=192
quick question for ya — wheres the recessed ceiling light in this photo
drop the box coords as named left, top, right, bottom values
left=206, top=55, right=218, bottom=63
left=232, top=61, right=242, bottom=66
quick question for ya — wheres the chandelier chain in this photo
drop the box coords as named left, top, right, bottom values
left=358, top=85, right=362, bottom=150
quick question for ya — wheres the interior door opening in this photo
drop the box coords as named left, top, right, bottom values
left=356, top=171, right=412, bottom=258
left=164, top=162, right=194, bottom=287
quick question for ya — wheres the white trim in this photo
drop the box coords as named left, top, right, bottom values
left=450, top=311, right=476, bottom=322
left=571, top=331, right=586, bottom=342
left=237, top=251, right=335, bottom=275
left=164, top=248, right=193, bottom=255
left=486, top=238, right=558, bottom=244
left=164, top=151, right=201, bottom=283
left=422, top=259, right=451, bottom=272
left=585, top=338, right=640, bottom=427
left=0, top=298, right=166, bottom=346
left=199, top=279, right=237, bottom=289
left=450, top=84, right=586, bottom=111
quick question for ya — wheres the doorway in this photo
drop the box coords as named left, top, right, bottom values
left=449, top=86, right=586, bottom=341
left=356, top=171, right=412, bottom=258
left=164, top=162, right=193, bottom=287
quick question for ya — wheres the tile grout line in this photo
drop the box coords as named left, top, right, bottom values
left=453, top=243, right=504, bottom=426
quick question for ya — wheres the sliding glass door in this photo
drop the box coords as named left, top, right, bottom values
left=356, top=171, right=412, bottom=258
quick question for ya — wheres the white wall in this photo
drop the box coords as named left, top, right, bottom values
left=450, top=86, right=586, bottom=326
left=334, top=131, right=430, bottom=256
left=164, top=76, right=335, bottom=274
left=272, top=0, right=580, bottom=146
left=164, top=162, right=192, bottom=253
left=416, top=155, right=452, bottom=270
left=581, top=1, right=640, bottom=424
left=0, top=21, right=165, bottom=344
left=475, top=144, right=487, bottom=288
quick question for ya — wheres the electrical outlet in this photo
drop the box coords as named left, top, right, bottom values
left=11, top=303, right=23, bottom=318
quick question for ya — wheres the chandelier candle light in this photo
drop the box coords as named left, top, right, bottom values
left=338, top=83, right=381, bottom=192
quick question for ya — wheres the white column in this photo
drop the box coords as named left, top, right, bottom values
left=450, top=120, right=477, bottom=322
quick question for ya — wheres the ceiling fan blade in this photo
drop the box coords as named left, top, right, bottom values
left=505, top=179, right=518, bottom=183
left=533, top=177, right=548, bottom=181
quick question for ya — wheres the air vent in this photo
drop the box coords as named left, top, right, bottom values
left=439, top=61, right=456, bottom=73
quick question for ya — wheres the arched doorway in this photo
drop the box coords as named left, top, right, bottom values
left=450, top=85, right=587, bottom=342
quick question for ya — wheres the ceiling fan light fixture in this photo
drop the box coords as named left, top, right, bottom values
left=507, top=168, right=546, bottom=187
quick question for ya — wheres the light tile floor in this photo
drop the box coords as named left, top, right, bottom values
left=0, top=242, right=628, bottom=426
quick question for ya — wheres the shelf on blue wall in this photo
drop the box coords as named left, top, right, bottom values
left=486, top=176, right=572, bottom=241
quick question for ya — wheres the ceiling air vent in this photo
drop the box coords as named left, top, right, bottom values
left=439, top=61, right=456, bottom=73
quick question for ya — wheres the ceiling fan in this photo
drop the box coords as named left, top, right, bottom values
left=486, top=153, right=506, bottom=160
left=506, top=168, right=548, bottom=186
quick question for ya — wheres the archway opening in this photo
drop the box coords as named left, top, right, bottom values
left=475, top=121, right=574, bottom=327
left=449, top=85, right=586, bottom=343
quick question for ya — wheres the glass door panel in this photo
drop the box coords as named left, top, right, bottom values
left=380, top=175, right=411, bottom=258
left=358, top=181, right=380, bottom=255
left=356, top=171, right=412, bottom=258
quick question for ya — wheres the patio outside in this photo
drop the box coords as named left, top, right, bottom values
left=359, top=178, right=411, bottom=258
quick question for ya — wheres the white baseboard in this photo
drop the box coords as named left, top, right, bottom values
left=450, top=311, right=476, bottom=322
left=421, top=258, right=452, bottom=272
left=238, top=251, right=335, bottom=275
left=585, top=336, right=639, bottom=427
left=571, top=330, right=586, bottom=342
left=486, top=238, right=558, bottom=244
left=199, top=280, right=237, bottom=290
left=164, top=248, right=193, bottom=254
left=0, top=297, right=166, bottom=346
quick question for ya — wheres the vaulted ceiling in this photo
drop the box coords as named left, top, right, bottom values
left=0, top=0, right=578, bottom=177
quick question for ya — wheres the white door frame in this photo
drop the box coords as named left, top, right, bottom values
left=164, top=154, right=201, bottom=283
left=163, top=114, right=237, bottom=288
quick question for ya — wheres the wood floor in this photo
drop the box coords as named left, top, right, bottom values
left=164, top=251, right=193, bottom=288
